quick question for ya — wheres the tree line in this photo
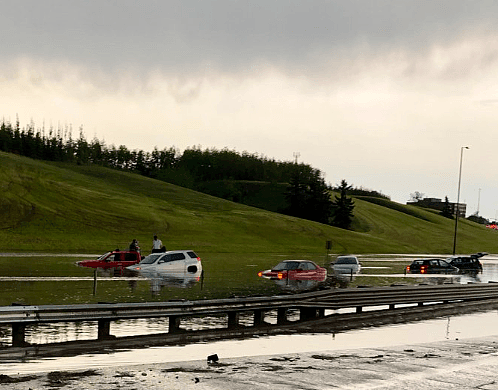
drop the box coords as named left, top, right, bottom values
left=1, top=119, right=313, bottom=183
left=1, top=118, right=359, bottom=228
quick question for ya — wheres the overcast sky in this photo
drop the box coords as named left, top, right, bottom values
left=2, top=1, right=498, bottom=221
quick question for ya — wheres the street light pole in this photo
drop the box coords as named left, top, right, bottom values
left=452, top=146, right=469, bottom=255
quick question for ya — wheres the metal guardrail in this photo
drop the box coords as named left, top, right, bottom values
left=300, top=283, right=498, bottom=309
left=0, top=288, right=335, bottom=325
left=2, top=283, right=498, bottom=347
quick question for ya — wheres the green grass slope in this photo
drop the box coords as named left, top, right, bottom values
left=1, top=151, right=496, bottom=255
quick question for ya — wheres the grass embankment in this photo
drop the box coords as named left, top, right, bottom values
left=1, top=151, right=497, bottom=256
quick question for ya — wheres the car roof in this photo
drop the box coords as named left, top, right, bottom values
left=411, top=258, right=442, bottom=263
left=147, top=250, right=194, bottom=255
left=281, top=260, right=313, bottom=263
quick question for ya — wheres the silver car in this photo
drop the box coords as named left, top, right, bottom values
left=331, top=255, right=361, bottom=274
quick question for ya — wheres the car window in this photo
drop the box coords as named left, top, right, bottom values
left=141, top=254, right=163, bottom=264
left=124, top=253, right=137, bottom=262
left=158, top=255, right=172, bottom=264
left=171, top=253, right=186, bottom=261
left=187, top=251, right=198, bottom=258
left=336, top=257, right=357, bottom=264
left=98, top=252, right=111, bottom=261
left=273, top=261, right=300, bottom=271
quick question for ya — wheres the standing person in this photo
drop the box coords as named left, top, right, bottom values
left=152, top=235, right=164, bottom=253
left=129, top=239, right=140, bottom=254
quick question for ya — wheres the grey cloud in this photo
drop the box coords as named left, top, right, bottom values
left=3, top=0, right=498, bottom=76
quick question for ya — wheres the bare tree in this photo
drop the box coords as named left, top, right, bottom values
left=409, top=191, right=425, bottom=202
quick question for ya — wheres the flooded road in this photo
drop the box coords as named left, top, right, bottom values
left=1, top=253, right=498, bottom=375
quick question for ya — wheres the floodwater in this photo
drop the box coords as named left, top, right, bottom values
left=2, top=310, right=498, bottom=375
left=2, top=253, right=498, bottom=375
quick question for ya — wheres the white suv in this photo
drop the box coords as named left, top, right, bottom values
left=126, top=250, right=202, bottom=275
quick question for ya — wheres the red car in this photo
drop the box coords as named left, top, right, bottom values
left=77, top=250, right=142, bottom=270
left=258, top=260, right=327, bottom=281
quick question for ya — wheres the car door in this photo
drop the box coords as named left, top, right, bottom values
left=296, top=262, right=315, bottom=280
left=104, top=252, right=122, bottom=269
left=123, top=252, right=140, bottom=267
left=156, top=252, right=187, bottom=275
left=436, top=260, right=454, bottom=273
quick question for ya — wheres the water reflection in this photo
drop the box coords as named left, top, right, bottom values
left=269, top=278, right=326, bottom=292
left=126, top=268, right=203, bottom=295
left=459, top=261, right=498, bottom=284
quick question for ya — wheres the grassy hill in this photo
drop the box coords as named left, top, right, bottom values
left=1, top=151, right=497, bottom=256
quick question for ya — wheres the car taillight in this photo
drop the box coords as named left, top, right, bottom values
left=257, top=271, right=263, bottom=277
left=197, top=257, right=201, bottom=261
left=420, top=265, right=427, bottom=274
left=277, top=272, right=285, bottom=279
left=406, top=266, right=410, bottom=272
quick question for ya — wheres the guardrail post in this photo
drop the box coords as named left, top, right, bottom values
left=277, top=307, right=287, bottom=324
left=93, top=269, right=97, bottom=295
left=97, top=320, right=111, bottom=340
left=389, top=304, right=395, bottom=310
left=12, top=323, right=26, bottom=347
left=356, top=306, right=362, bottom=313
left=300, top=307, right=318, bottom=321
left=169, top=315, right=181, bottom=333
left=254, top=309, right=265, bottom=326
left=228, top=312, right=240, bottom=328
left=318, top=308, right=325, bottom=318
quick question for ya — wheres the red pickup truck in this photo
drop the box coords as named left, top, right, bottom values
left=77, top=250, right=142, bottom=270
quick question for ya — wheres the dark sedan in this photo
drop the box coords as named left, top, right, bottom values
left=406, top=258, right=459, bottom=274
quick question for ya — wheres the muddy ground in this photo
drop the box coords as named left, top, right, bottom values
left=2, top=335, right=498, bottom=389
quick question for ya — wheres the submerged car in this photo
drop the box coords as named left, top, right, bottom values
left=258, top=260, right=327, bottom=281
left=330, top=255, right=361, bottom=274
left=406, top=258, right=459, bottom=274
left=126, top=250, right=202, bottom=275
left=77, top=250, right=142, bottom=270
left=447, top=252, right=487, bottom=272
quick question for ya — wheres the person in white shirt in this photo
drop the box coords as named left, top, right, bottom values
left=152, top=235, right=164, bottom=253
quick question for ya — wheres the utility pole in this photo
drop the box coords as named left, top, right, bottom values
left=452, top=146, right=469, bottom=255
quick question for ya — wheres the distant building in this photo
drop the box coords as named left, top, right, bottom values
left=407, top=197, right=466, bottom=218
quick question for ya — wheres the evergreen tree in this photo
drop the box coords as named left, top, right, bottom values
left=331, top=179, right=355, bottom=229
left=440, top=196, right=453, bottom=219
left=284, top=165, right=333, bottom=224
left=306, top=172, right=333, bottom=224
left=285, top=166, right=308, bottom=219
